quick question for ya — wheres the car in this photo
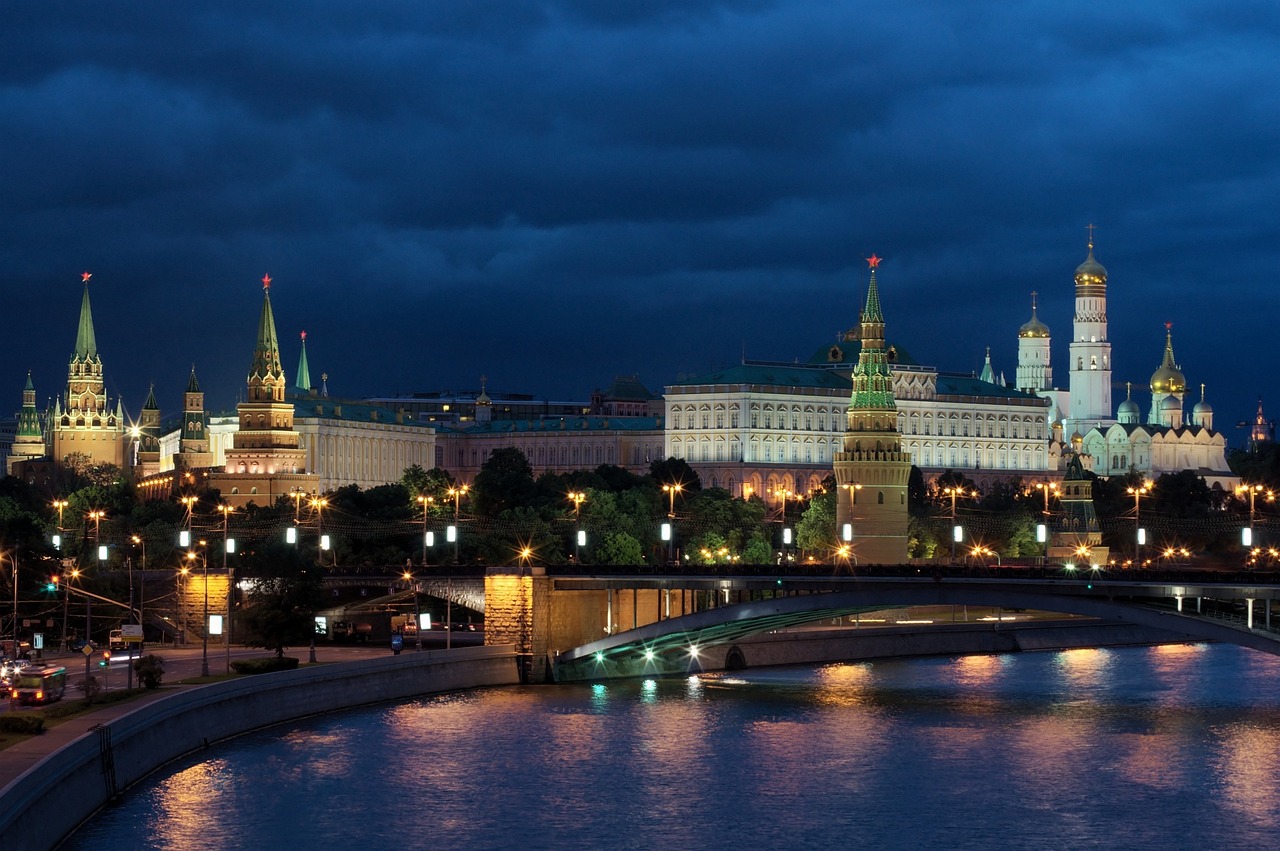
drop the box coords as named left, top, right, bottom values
left=69, top=638, right=97, bottom=652
left=1, top=658, right=32, bottom=682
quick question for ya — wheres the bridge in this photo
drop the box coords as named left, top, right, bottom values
left=471, top=564, right=1280, bottom=682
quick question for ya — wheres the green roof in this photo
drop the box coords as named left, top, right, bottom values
left=669, top=363, right=852, bottom=391
left=935, top=374, right=1045, bottom=402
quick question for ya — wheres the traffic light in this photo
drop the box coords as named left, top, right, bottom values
left=46, top=575, right=59, bottom=592
left=100, top=650, right=111, bottom=668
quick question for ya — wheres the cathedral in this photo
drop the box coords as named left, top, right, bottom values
left=1013, top=235, right=1233, bottom=488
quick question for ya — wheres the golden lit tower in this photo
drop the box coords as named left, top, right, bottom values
left=833, top=254, right=912, bottom=563
left=214, top=274, right=316, bottom=506
left=1064, top=229, right=1112, bottom=438
left=49, top=272, right=126, bottom=469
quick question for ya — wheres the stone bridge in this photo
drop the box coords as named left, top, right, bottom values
left=475, top=564, right=1280, bottom=682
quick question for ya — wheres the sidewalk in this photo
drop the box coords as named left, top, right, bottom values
left=0, top=685, right=194, bottom=793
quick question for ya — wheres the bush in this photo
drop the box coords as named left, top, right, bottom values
left=230, top=656, right=300, bottom=675
left=134, top=654, right=165, bottom=689
left=0, top=712, right=45, bottom=735
left=78, top=675, right=101, bottom=703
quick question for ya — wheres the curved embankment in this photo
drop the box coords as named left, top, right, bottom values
left=0, top=644, right=520, bottom=851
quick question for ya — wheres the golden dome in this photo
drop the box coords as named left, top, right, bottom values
left=1018, top=292, right=1050, bottom=338
left=1149, top=326, right=1186, bottom=395
left=1074, top=240, right=1107, bottom=298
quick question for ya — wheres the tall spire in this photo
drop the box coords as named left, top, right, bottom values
left=296, top=330, right=312, bottom=393
left=979, top=346, right=995, bottom=383
left=249, top=273, right=287, bottom=388
left=74, top=271, right=98, bottom=360
left=186, top=364, right=201, bottom=393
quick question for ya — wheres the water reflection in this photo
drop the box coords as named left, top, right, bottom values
left=67, top=645, right=1280, bottom=851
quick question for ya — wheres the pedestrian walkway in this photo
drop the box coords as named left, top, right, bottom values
left=0, top=685, right=195, bottom=793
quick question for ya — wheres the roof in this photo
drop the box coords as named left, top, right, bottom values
left=287, top=394, right=436, bottom=429
left=459, top=416, right=663, bottom=434
left=600, top=375, right=658, bottom=401
left=805, top=337, right=919, bottom=367
left=935, top=373, right=1045, bottom=402
left=668, top=363, right=852, bottom=391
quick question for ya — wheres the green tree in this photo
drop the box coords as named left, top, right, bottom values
left=796, top=489, right=837, bottom=555
left=596, top=531, right=646, bottom=565
left=472, top=448, right=536, bottom=516
left=238, top=541, right=325, bottom=658
left=649, top=458, right=702, bottom=494
left=742, top=533, right=773, bottom=564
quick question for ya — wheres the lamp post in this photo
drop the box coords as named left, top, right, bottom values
left=768, top=487, right=794, bottom=522
left=403, top=570, right=422, bottom=651
left=217, top=505, right=235, bottom=674
left=1035, top=482, right=1059, bottom=561
left=416, top=495, right=434, bottom=565
left=309, top=497, right=328, bottom=663
left=447, top=485, right=469, bottom=564
left=52, top=499, right=68, bottom=539
left=4, top=550, right=16, bottom=663
left=1236, top=483, right=1274, bottom=559
left=178, top=565, right=189, bottom=646
left=188, top=543, right=210, bottom=677
left=568, top=491, right=586, bottom=562
left=1126, top=481, right=1153, bottom=567
left=943, top=487, right=977, bottom=562
left=662, top=483, right=683, bottom=518
left=61, top=568, right=78, bottom=652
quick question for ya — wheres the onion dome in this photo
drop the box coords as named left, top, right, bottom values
left=1117, top=382, right=1139, bottom=423
left=1018, top=292, right=1050, bottom=338
left=1149, top=325, right=1186, bottom=395
left=1192, top=384, right=1212, bottom=417
left=1073, top=236, right=1107, bottom=299
left=1161, top=395, right=1181, bottom=413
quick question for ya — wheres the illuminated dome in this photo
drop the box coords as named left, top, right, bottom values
left=1018, top=293, right=1050, bottom=338
left=1149, top=326, right=1186, bottom=395
left=1161, top=395, right=1181, bottom=412
left=1073, top=242, right=1108, bottom=298
left=1118, top=396, right=1140, bottom=419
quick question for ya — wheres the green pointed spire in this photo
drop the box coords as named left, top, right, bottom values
left=249, top=274, right=286, bottom=384
left=74, top=274, right=98, bottom=360
left=186, top=364, right=201, bottom=393
left=850, top=257, right=895, bottom=412
left=296, top=331, right=312, bottom=392
left=17, top=371, right=41, bottom=438
left=143, top=383, right=158, bottom=410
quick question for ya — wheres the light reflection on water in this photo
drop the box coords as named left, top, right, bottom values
left=67, top=644, right=1280, bottom=851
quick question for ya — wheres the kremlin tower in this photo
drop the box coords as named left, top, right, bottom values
left=833, top=255, right=911, bottom=563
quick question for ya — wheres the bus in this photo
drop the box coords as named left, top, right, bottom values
left=10, top=666, right=67, bottom=705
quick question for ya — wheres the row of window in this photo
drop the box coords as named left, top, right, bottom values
left=669, top=403, right=1045, bottom=440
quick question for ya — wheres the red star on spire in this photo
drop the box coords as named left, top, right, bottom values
left=262, top=273, right=272, bottom=289
left=866, top=254, right=882, bottom=269
left=300, top=330, right=307, bottom=341
left=81, top=271, right=92, bottom=282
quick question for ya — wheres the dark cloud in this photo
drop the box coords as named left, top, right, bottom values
left=2, top=1, right=1278, bottom=437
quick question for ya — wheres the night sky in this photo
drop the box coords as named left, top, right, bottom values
left=3, top=2, right=1277, bottom=441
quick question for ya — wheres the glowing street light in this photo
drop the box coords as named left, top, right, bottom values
left=1126, top=480, right=1153, bottom=566
left=416, top=494, right=435, bottom=565
left=1235, top=483, right=1274, bottom=551
left=662, top=483, right=683, bottom=518
left=943, top=486, right=978, bottom=562
left=568, top=491, right=587, bottom=562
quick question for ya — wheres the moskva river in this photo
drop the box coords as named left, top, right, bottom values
left=68, top=644, right=1280, bottom=850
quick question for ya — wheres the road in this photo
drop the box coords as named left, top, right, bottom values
left=3, top=632, right=484, bottom=713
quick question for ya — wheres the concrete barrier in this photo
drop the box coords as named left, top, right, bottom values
left=0, top=645, right=520, bottom=851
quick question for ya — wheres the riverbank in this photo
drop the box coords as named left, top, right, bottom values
left=0, top=644, right=520, bottom=851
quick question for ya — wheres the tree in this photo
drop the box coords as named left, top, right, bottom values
left=796, top=489, right=837, bottom=555
left=238, top=541, right=325, bottom=658
left=596, top=531, right=646, bottom=565
left=648, top=458, right=702, bottom=493
left=472, top=448, right=536, bottom=517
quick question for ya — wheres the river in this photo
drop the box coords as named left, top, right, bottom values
left=66, top=643, right=1280, bottom=850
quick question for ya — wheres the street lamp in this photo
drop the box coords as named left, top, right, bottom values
left=1126, top=480, right=1153, bottom=567
left=217, top=504, right=235, bottom=674
left=3, top=550, right=16, bottom=665
left=178, top=564, right=189, bottom=646
left=447, top=485, right=469, bottom=564
left=403, top=570, right=422, bottom=651
left=188, top=542, right=210, bottom=677
left=52, top=499, right=68, bottom=534
left=179, top=496, right=197, bottom=548
left=1035, top=482, right=1059, bottom=560
left=568, top=491, right=586, bottom=562
left=416, top=495, right=435, bottom=566
left=662, top=483, right=684, bottom=518
left=1236, top=483, right=1274, bottom=552
left=768, top=487, right=794, bottom=522
left=943, top=486, right=978, bottom=562
left=310, top=496, right=329, bottom=566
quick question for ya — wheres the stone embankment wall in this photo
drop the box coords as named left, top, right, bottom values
left=699, top=620, right=1193, bottom=671
left=0, top=645, right=520, bottom=851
